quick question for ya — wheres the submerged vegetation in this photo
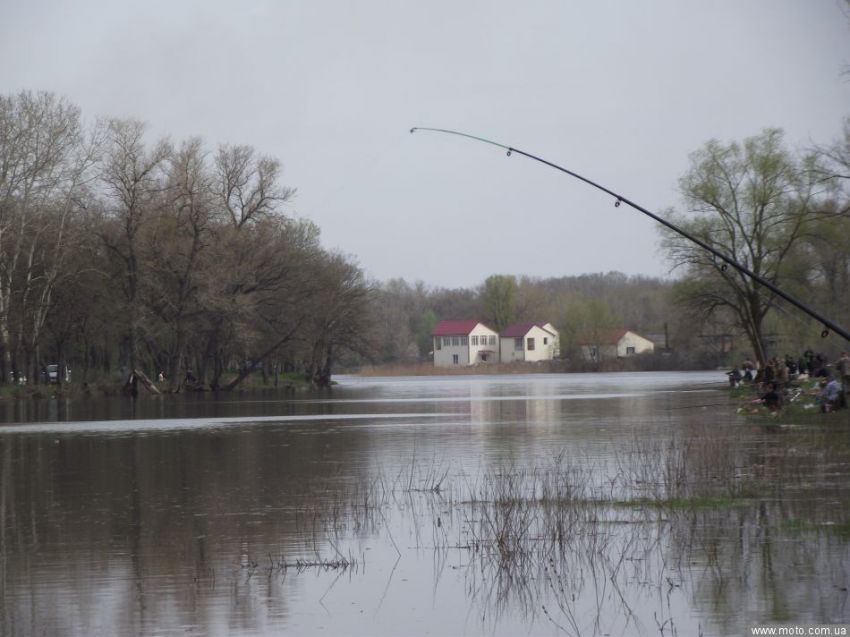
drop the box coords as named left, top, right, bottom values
left=218, top=426, right=850, bottom=634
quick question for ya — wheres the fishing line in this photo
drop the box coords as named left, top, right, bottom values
left=410, top=126, right=850, bottom=344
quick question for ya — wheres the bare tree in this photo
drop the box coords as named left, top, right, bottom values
left=215, top=144, right=294, bottom=228
left=301, top=252, right=375, bottom=386
left=98, top=118, right=171, bottom=377
left=193, top=217, right=319, bottom=389
left=0, top=91, right=89, bottom=383
left=142, top=137, right=215, bottom=390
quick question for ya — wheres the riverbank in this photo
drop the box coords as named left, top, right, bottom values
left=355, top=361, right=567, bottom=376
left=731, top=380, right=850, bottom=424
left=0, top=372, right=315, bottom=401
left=354, top=356, right=707, bottom=376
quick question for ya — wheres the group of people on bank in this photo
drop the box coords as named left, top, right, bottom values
left=729, top=350, right=850, bottom=415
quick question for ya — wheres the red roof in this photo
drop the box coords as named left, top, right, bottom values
left=501, top=322, right=555, bottom=337
left=432, top=320, right=488, bottom=336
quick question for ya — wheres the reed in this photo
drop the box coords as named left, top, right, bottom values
left=243, top=426, right=850, bottom=632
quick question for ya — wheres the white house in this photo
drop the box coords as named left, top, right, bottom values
left=579, top=329, right=655, bottom=362
left=432, top=320, right=499, bottom=367
left=499, top=322, right=560, bottom=363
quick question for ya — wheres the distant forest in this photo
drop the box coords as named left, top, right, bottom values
left=372, top=272, right=702, bottom=370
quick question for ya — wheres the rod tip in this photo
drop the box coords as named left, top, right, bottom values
left=409, top=127, right=417, bottom=134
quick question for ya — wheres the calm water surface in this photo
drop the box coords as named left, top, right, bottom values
left=1, top=372, right=848, bottom=636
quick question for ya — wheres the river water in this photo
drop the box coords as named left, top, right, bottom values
left=0, top=371, right=848, bottom=636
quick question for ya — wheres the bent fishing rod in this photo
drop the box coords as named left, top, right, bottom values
left=410, top=126, right=850, bottom=344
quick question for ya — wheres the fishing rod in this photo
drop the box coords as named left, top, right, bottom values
left=410, top=127, right=850, bottom=344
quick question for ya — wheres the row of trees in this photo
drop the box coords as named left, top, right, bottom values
left=0, top=91, right=373, bottom=390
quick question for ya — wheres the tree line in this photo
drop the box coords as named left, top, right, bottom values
left=0, top=91, right=373, bottom=390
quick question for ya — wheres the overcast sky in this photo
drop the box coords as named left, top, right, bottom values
left=2, top=1, right=849, bottom=288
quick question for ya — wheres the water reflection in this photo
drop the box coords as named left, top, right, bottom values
left=0, top=372, right=848, bottom=636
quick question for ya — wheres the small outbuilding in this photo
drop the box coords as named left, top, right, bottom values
left=579, top=329, right=655, bottom=362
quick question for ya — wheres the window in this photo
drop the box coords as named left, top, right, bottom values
left=514, top=337, right=523, bottom=349
left=489, top=335, right=496, bottom=346
left=452, top=336, right=460, bottom=346
left=527, top=337, right=535, bottom=351
left=626, top=346, right=636, bottom=355
left=435, top=337, right=441, bottom=350
left=543, top=337, right=548, bottom=345
left=461, top=336, right=468, bottom=345
left=452, top=354, right=459, bottom=364
left=443, top=337, right=451, bottom=347
left=471, top=335, right=479, bottom=346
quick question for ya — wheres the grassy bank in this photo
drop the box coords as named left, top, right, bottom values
left=731, top=381, right=850, bottom=425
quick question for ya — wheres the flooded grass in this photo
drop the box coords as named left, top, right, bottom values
left=259, top=423, right=849, bottom=633
left=613, top=495, right=752, bottom=510
left=270, top=425, right=850, bottom=573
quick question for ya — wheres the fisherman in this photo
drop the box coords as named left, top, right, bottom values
left=727, top=367, right=742, bottom=388
left=775, top=356, right=790, bottom=394
left=785, top=355, right=798, bottom=379
left=763, top=358, right=776, bottom=387
left=813, top=353, right=829, bottom=378
left=797, top=356, right=808, bottom=379
left=753, top=382, right=782, bottom=414
left=819, top=376, right=842, bottom=413
left=804, top=348, right=815, bottom=374
left=742, top=359, right=755, bottom=383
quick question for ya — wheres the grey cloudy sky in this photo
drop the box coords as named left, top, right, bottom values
left=2, top=1, right=849, bottom=288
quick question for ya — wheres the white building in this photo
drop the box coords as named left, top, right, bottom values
left=499, top=322, right=560, bottom=363
left=432, top=320, right=500, bottom=367
left=579, top=329, right=655, bottom=362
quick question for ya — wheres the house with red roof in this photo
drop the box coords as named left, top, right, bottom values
left=432, top=320, right=499, bottom=367
left=579, top=329, right=655, bottom=362
left=499, top=322, right=560, bottom=363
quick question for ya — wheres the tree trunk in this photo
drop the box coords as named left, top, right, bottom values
left=313, top=345, right=334, bottom=388
left=123, top=369, right=160, bottom=395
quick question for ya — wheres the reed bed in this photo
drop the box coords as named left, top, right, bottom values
left=237, top=427, right=850, bottom=634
